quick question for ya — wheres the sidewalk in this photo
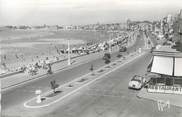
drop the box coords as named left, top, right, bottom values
left=1, top=30, right=137, bottom=77
left=1, top=51, right=102, bottom=90
left=1, top=47, right=118, bottom=90
left=137, top=88, right=182, bottom=108
left=1, top=31, right=139, bottom=91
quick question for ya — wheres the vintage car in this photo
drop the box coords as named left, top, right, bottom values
left=128, top=75, right=146, bottom=90
left=119, top=46, right=127, bottom=52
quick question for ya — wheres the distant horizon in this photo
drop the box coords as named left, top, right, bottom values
left=0, top=0, right=182, bottom=26
left=0, top=20, right=152, bottom=27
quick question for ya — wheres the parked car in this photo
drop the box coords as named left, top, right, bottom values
left=119, top=46, right=127, bottom=52
left=128, top=75, right=146, bottom=90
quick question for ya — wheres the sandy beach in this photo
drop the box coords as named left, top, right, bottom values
left=0, top=30, right=111, bottom=73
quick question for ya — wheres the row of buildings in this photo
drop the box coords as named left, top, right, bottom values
left=1, top=19, right=153, bottom=32
left=146, top=10, right=182, bottom=95
left=151, top=9, right=182, bottom=42
left=1, top=22, right=127, bottom=31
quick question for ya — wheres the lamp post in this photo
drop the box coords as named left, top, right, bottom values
left=68, top=40, right=71, bottom=65
left=127, top=34, right=131, bottom=47
left=109, top=32, right=112, bottom=53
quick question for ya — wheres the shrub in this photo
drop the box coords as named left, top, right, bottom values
left=50, top=80, right=59, bottom=93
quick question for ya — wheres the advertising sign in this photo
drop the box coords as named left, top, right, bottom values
left=148, top=85, right=182, bottom=94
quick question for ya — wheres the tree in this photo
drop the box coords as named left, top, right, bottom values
left=90, top=64, right=95, bottom=75
left=50, top=80, right=59, bottom=93
left=103, top=53, right=111, bottom=60
left=103, top=53, right=111, bottom=64
left=90, top=64, right=94, bottom=72
left=105, top=59, right=111, bottom=64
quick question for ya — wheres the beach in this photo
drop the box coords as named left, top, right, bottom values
left=0, top=29, right=111, bottom=73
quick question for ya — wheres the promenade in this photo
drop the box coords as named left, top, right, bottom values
left=1, top=31, right=138, bottom=91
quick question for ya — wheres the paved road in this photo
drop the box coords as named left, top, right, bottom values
left=39, top=53, right=182, bottom=117
left=4, top=31, right=177, bottom=117
left=1, top=31, right=143, bottom=111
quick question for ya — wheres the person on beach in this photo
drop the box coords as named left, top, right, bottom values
left=47, top=63, right=53, bottom=74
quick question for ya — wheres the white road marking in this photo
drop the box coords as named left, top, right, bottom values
left=24, top=51, right=147, bottom=109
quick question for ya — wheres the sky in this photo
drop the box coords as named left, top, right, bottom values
left=0, top=0, right=182, bottom=25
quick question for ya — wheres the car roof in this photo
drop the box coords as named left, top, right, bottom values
left=132, top=75, right=143, bottom=80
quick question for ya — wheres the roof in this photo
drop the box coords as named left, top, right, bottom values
left=152, top=51, right=182, bottom=58
left=152, top=45, right=182, bottom=57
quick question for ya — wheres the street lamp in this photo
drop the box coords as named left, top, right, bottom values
left=127, top=33, right=130, bottom=47
left=109, top=32, right=112, bottom=53
left=68, top=40, right=71, bottom=65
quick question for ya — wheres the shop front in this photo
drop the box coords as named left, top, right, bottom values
left=147, top=51, right=182, bottom=95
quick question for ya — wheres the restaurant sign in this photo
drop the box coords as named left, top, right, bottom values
left=147, top=85, right=182, bottom=94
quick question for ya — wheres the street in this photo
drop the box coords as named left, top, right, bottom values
left=2, top=32, right=182, bottom=117
left=1, top=1, right=182, bottom=117
left=39, top=53, right=182, bottom=117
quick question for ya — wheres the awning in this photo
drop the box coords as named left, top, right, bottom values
left=151, top=56, right=173, bottom=76
left=149, top=55, right=182, bottom=77
left=174, top=58, right=182, bottom=76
